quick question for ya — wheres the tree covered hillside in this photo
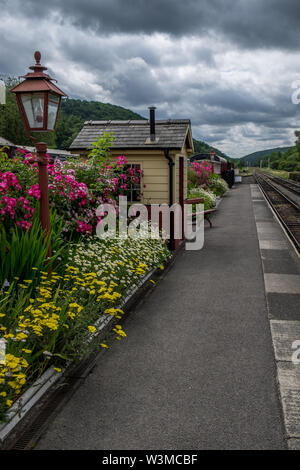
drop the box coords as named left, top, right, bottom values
left=259, top=145, right=300, bottom=172
left=56, top=99, right=145, bottom=148
left=239, top=147, right=292, bottom=166
left=237, top=132, right=300, bottom=172
left=192, top=139, right=228, bottom=159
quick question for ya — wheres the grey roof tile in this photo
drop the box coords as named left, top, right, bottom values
left=70, top=119, right=192, bottom=150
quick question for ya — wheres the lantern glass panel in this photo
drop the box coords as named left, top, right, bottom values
left=21, top=93, right=45, bottom=129
left=47, top=93, right=60, bottom=130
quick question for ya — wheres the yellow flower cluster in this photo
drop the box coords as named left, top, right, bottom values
left=0, top=354, right=28, bottom=401
left=133, top=261, right=148, bottom=276
left=104, top=308, right=124, bottom=316
left=113, top=325, right=127, bottom=339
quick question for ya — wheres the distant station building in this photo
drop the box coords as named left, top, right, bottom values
left=190, top=151, right=228, bottom=175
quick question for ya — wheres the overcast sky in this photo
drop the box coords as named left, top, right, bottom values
left=1, top=0, right=300, bottom=157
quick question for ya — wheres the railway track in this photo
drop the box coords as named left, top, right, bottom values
left=263, top=172, right=300, bottom=197
left=254, top=171, right=300, bottom=253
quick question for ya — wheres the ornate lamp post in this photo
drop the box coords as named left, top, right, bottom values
left=11, top=51, right=66, bottom=257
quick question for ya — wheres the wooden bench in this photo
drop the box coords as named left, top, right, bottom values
left=185, top=198, right=217, bottom=228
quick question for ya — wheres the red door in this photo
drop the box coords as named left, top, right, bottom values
left=179, top=157, right=184, bottom=238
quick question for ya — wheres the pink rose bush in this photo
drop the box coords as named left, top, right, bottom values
left=0, top=149, right=144, bottom=238
left=0, top=170, right=40, bottom=232
left=190, top=161, right=213, bottom=186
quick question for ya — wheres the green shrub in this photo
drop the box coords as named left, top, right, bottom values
left=208, top=177, right=228, bottom=196
left=187, top=167, right=198, bottom=189
left=188, top=187, right=216, bottom=209
left=0, top=209, right=64, bottom=287
left=294, top=163, right=300, bottom=172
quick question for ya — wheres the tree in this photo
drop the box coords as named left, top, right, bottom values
left=271, top=160, right=279, bottom=169
left=295, top=130, right=300, bottom=157
left=88, top=132, right=115, bottom=167
left=235, top=159, right=244, bottom=169
left=55, top=113, right=83, bottom=149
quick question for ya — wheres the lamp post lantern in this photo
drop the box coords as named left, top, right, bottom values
left=11, top=51, right=67, bottom=259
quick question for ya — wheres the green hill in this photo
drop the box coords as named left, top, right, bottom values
left=61, top=99, right=145, bottom=121
left=192, top=139, right=228, bottom=159
left=55, top=99, right=145, bottom=149
left=237, top=144, right=300, bottom=172
left=240, top=147, right=292, bottom=165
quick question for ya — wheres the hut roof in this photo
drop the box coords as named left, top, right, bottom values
left=70, top=119, right=193, bottom=152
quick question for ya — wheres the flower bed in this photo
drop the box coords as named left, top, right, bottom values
left=0, top=236, right=169, bottom=422
left=0, top=134, right=170, bottom=423
left=1, top=149, right=143, bottom=239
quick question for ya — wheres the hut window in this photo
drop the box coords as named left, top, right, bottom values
left=124, top=163, right=142, bottom=202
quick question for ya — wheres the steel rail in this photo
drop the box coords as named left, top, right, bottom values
left=254, top=171, right=300, bottom=253
left=264, top=173, right=300, bottom=197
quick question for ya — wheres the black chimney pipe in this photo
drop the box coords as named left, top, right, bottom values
left=148, top=106, right=156, bottom=141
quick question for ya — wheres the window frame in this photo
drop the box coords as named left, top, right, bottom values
left=123, top=162, right=142, bottom=203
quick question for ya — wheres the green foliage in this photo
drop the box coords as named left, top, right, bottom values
left=88, top=131, right=115, bottom=166
left=0, top=209, right=64, bottom=286
left=187, top=167, right=198, bottom=189
left=54, top=113, right=84, bottom=150
left=240, top=133, right=300, bottom=172
left=239, top=146, right=292, bottom=166
left=188, top=187, right=216, bottom=210
left=0, top=147, right=10, bottom=163
left=207, top=176, right=228, bottom=196
left=295, top=131, right=300, bottom=156
left=233, top=158, right=245, bottom=169
left=60, top=98, right=144, bottom=122
left=259, top=144, right=300, bottom=172
left=271, top=160, right=279, bottom=169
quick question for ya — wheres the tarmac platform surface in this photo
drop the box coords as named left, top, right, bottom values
left=36, top=183, right=289, bottom=450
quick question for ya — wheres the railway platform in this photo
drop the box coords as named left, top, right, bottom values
left=35, top=182, right=300, bottom=450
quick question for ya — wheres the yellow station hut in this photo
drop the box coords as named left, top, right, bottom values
left=70, top=109, right=193, bottom=205
left=70, top=108, right=194, bottom=248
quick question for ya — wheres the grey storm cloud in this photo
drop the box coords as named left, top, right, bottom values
left=1, top=0, right=300, bottom=156
left=2, top=0, right=300, bottom=50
